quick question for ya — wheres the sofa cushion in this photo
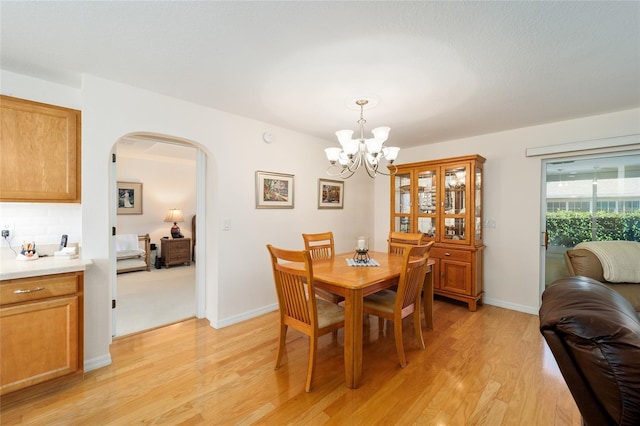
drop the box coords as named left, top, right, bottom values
left=565, top=249, right=605, bottom=282
left=117, top=249, right=145, bottom=260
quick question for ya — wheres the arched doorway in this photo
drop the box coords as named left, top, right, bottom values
left=110, top=133, right=206, bottom=336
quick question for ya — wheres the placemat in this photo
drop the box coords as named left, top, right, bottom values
left=346, top=258, right=380, bottom=267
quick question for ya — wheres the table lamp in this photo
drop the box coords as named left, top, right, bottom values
left=164, top=208, right=185, bottom=238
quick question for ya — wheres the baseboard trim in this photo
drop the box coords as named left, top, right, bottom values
left=483, top=297, right=539, bottom=315
left=84, top=354, right=112, bottom=372
left=211, top=303, right=278, bottom=329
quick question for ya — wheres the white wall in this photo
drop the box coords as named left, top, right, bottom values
left=373, top=109, right=640, bottom=314
left=1, top=70, right=374, bottom=370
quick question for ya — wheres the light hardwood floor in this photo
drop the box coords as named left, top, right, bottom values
left=1, top=299, right=580, bottom=425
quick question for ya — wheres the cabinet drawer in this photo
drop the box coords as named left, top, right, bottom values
left=431, top=248, right=471, bottom=263
left=167, top=254, right=189, bottom=262
left=171, top=241, right=190, bottom=251
left=1, top=274, right=78, bottom=305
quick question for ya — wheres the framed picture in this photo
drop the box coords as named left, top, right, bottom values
left=117, top=181, right=143, bottom=215
left=318, top=178, right=344, bottom=209
left=256, top=171, right=294, bottom=209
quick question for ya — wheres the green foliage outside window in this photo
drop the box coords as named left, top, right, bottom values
left=546, top=211, right=640, bottom=247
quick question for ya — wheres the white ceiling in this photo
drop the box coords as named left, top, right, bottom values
left=2, top=1, right=639, bottom=148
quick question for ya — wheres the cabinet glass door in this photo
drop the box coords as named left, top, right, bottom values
left=442, top=164, right=467, bottom=242
left=417, top=168, right=437, bottom=238
left=475, top=166, right=483, bottom=243
left=393, top=172, right=412, bottom=233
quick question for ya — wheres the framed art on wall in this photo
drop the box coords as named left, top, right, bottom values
left=117, top=181, right=143, bottom=215
left=256, top=171, right=294, bottom=209
left=318, top=178, right=344, bottom=209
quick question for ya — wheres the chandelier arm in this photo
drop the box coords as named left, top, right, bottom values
left=326, top=165, right=347, bottom=177
left=370, top=163, right=398, bottom=177
left=362, top=155, right=379, bottom=178
left=340, top=168, right=356, bottom=179
left=370, top=167, right=392, bottom=176
left=346, top=151, right=362, bottom=173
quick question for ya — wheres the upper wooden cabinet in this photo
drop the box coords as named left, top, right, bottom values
left=0, top=95, right=81, bottom=202
left=390, top=154, right=485, bottom=311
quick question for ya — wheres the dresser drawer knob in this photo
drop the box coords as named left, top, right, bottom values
left=14, top=287, right=45, bottom=294
left=445, top=252, right=451, bottom=256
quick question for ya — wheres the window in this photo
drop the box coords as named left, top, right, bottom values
left=545, top=152, right=640, bottom=246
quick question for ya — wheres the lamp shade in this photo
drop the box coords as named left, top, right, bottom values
left=371, top=126, right=390, bottom=143
left=384, top=146, right=400, bottom=162
left=164, top=208, right=184, bottom=223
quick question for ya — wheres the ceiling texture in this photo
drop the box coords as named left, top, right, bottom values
left=1, top=1, right=639, bottom=148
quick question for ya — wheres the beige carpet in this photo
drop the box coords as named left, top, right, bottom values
left=115, top=264, right=196, bottom=337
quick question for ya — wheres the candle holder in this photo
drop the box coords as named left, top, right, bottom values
left=353, top=248, right=370, bottom=263
left=353, top=235, right=370, bottom=263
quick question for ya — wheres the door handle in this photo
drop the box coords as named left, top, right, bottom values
left=541, top=231, right=548, bottom=250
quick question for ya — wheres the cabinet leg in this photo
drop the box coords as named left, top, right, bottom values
left=468, top=300, right=477, bottom=312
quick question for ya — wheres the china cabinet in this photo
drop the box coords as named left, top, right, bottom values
left=1, top=272, right=84, bottom=399
left=0, top=95, right=81, bottom=202
left=390, top=154, right=485, bottom=311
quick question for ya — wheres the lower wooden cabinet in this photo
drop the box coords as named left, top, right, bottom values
left=431, top=246, right=484, bottom=311
left=0, top=272, right=84, bottom=398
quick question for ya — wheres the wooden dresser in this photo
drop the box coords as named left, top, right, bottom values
left=161, top=238, right=191, bottom=268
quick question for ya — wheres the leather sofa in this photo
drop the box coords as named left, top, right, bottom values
left=540, top=276, right=640, bottom=425
left=565, top=248, right=640, bottom=313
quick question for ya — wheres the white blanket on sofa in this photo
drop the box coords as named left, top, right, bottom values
left=575, top=241, right=640, bottom=283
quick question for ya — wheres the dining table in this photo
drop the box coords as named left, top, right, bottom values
left=310, top=250, right=435, bottom=389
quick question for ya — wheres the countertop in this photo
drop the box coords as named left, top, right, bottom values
left=0, top=256, right=92, bottom=280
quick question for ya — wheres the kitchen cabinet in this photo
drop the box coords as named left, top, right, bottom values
left=390, top=154, right=485, bottom=310
left=0, top=95, right=81, bottom=202
left=0, top=272, right=84, bottom=398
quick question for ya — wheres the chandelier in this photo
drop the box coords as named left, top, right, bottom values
left=325, top=99, right=400, bottom=179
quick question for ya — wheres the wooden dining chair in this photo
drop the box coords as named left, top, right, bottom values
left=384, top=231, right=426, bottom=312
left=266, top=244, right=345, bottom=392
left=388, top=231, right=424, bottom=254
left=363, top=242, right=435, bottom=367
left=302, top=232, right=345, bottom=305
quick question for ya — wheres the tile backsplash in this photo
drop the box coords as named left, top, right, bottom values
left=0, top=203, right=82, bottom=251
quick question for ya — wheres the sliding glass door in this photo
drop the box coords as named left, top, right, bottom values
left=543, top=152, right=640, bottom=287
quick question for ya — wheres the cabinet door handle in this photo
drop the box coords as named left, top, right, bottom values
left=14, top=287, right=45, bottom=294
left=445, top=252, right=451, bottom=256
